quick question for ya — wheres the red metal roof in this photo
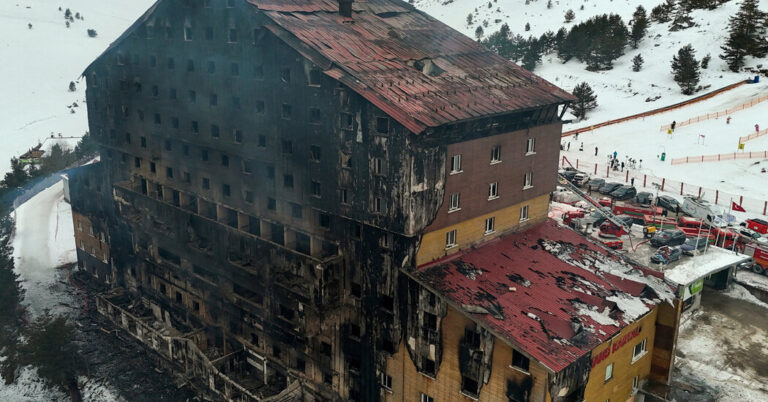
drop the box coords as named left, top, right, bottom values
left=249, top=0, right=574, bottom=133
left=412, top=219, right=664, bottom=373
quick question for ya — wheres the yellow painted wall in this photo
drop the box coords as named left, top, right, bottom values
left=583, top=306, right=659, bottom=402
left=416, top=193, right=549, bottom=266
left=384, top=305, right=550, bottom=402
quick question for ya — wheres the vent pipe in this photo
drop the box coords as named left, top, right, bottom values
left=339, top=0, right=353, bottom=18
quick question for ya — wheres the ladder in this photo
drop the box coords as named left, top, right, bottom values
left=557, top=174, right=631, bottom=233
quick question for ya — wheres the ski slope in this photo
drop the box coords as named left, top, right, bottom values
left=0, top=0, right=154, bottom=177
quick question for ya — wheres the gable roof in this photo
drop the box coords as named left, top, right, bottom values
left=411, top=219, right=672, bottom=373
left=250, top=0, right=574, bottom=133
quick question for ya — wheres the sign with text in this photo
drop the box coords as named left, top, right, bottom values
left=591, top=326, right=641, bottom=368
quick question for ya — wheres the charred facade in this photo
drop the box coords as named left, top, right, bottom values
left=74, top=0, right=580, bottom=400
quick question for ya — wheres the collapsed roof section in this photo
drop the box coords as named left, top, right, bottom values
left=411, top=219, right=673, bottom=373
left=249, top=0, right=574, bottom=133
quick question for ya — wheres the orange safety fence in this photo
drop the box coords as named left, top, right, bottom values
left=562, top=157, right=768, bottom=216
left=739, top=127, right=768, bottom=144
left=659, top=93, right=768, bottom=132
left=562, top=81, right=747, bottom=137
left=669, top=150, right=768, bottom=165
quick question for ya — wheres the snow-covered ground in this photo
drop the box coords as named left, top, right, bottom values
left=0, top=0, right=154, bottom=176
left=417, top=0, right=768, bottom=128
left=12, top=179, right=77, bottom=317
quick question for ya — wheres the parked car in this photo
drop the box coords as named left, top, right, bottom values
left=572, top=173, right=590, bottom=187
left=586, top=178, right=605, bottom=192
left=634, top=192, right=654, bottom=207
left=738, top=228, right=768, bottom=244
left=598, top=182, right=622, bottom=194
left=610, top=186, right=637, bottom=201
left=569, top=207, right=612, bottom=232
left=598, top=215, right=636, bottom=237
left=650, top=246, right=683, bottom=264
left=656, top=195, right=680, bottom=212
left=741, top=218, right=768, bottom=234
left=650, top=229, right=687, bottom=247
left=559, top=168, right=581, bottom=182
left=681, top=236, right=708, bottom=256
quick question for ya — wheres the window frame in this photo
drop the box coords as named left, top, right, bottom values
left=445, top=229, right=457, bottom=249
left=526, top=137, right=536, bottom=155
left=484, top=217, right=495, bottom=234
left=488, top=182, right=499, bottom=200
left=524, top=171, right=533, bottom=189
left=520, top=205, right=529, bottom=222
left=491, top=145, right=501, bottom=164
left=605, top=362, right=614, bottom=382
left=449, top=193, right=460, bottom=212
left=450, top=154, right=462, bottom=174
left=631, top=338, right=647, bottom=362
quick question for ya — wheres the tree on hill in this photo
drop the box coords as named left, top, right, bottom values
left=630, top=6, right=649, bottom=48
left=570, top=82, right=598, bottom=121
left=558, top=14, right=629, bottom=70
left=475, top=25, right=484, bottom=40
left=564, top=9, right=575, bottom=23
left=0, top=207, right=24, bottom=385
left=720, top=0, right=767, bottom=72
left=2, top=158, right=29, bottom=189
left=671, top=44, right=701, bottom=95
left=632, top=54, right=644, bottom=71
left=19, top=314, right=86, bottom=401
left=521, top=37, right=542, bottom=71
left=650, top=0, right=675, bottom=23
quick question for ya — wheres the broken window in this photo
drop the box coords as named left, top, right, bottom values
left=282, top=140, right=293, bottom=154
left=134, top=157, right=141, bottom=168
left=311, top=181, right=321, bottom=197
left=244, top=191, right=254, bottom=203
left=297, top=358, right=306, bottom=372
left=166, top=167, right=173, bottom=179
left=211, top=124, right=219, bottom=138
left=255, top=100, right=264, bottom=114
left=150, top=162, right=156, bottom=173
left=221, top=154, right=229, bottom=167
left=175, top=291, right=182, bottom=303
left=341, top=153, right=352, bottom=169
left=373, top=158, right=384, bottom=175
left=191, top=120, right=199, bottom=133
left=461, top=377, right=479, bottom=398
left=273, top=345, right=281, bottom=358
left=350, top=282, right=361, bottom=298
left=222, top=184, right=231, bottom=197
left=310, top=145, right=321, bottom=161
left=309, top=108, right=321, bottom=123
left=308, top=69, right=322, bottom=86
left=250, top=333, right=259, bottom=346
left=242, top=159, right=254, bottom=174
left=291, top=203, right=302, bottom=219
left=423, top=312, right=437, bottom=331
left=350, top=323, right=361, bottom=338
left=422, top=359, right=436, bottom=377
left=184, top=26, right=192, bottom=41
left=375, top=117, right=389, bottom=134
left=319, top=213, right=330, bottom=228
left=228, top=28, right=238, bottom=43
left=511, top=349, right=530, bottom=372
left=280, top=68, right=291, bottom=83
left=632, top=338, right=647, bottom=361
left=283, top=174, right=294, bottom=188
left=202, top=177, right=210, bottom=190
left=324, top=372, right=332, bottom=385
left=210, top=94, right=218, bottom=107
left=281, top=103, right=292, bottom=119
left=201, top=149, right=209, bottom=161
left=340, top=112, right=354, bottom=129
left=257, top=135, right=266, bottom=147
left=151, top=85, right=159, bottom=97
left=341, top=188, right=350, bottom=204
left=164, top=139, right=171, bottom=151
left=234, top=129, right=243, bottom=143
left=373, top=197, right=386, bottom=214
left=267, top=197, right=276, bottom=210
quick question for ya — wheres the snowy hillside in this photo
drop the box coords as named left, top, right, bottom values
left=0, top=0, right=154, bottom=176
left=416, top=0, right=767, bottom=129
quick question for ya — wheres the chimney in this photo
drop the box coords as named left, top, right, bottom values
left=339, top=0, right=353, bottom=18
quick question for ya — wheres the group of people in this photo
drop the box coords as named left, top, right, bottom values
left=607, top=153, right=642, bottom=171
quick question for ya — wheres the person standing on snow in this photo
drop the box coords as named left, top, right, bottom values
left=613, top=151, right=618, bottom=159
left=567, top=142, right=571, bottom=151
left=579, top=142, right=584, bottom=151
left=621, top=162, right=625, bottom=172
left=726, top=116, right=731, bottom=124
left=595, top=146, right=598, bottom=156
left=671, top=121, right=676, bottom=131
left=757, top=124, right=760, bottom=133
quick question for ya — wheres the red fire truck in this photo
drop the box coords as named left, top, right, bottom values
left=744, top=243, right=768, bottom=274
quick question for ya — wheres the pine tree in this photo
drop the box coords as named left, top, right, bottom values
left=0, top=205, right=24, bottom=385
left=650, top=0, right=675, bottom=23
left=720, top=0, right=767, bottom=72
left=564, top=9, right=575, bottom=23
left=571, top=82, right=598, bottom=120
left=2, top=158, right=29, bottom=189
left=475, top=25, right=484, bottom=40
left=19, top=314, right=85, bottom=401
left=521, top=38, right=542, bottom=71
left=632, top=54, right=644, bottom=71
left=671, top=44, right=700, bottom=95
left=525, top=22, right=530, bottom=31
left=466, top=13, right=473, bottom=26
left=630, top=6, right=649, bottom=48
left=701, top=54, right=711, bottom=69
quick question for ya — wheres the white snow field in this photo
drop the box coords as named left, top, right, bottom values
left=0, top=0, right=154, bottom=176
left=11, top=179, right=77, bottom=317
left=416, top=0, right=768, bottom=129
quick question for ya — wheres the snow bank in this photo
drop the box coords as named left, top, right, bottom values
left=723, top=282, right=768, bottom=309
left=663, top=246, right=748, bottom=286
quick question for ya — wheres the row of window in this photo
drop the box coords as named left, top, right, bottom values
left=447, top=173, right=533, bottom=212
left=445, top=206, right=529, bottom=249
left=450, top=138, right=536, bottom=173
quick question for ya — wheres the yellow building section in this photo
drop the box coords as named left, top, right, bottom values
left=416, top=193, right=549, bottom=266
left=584, top=306, right=659, bottom=402
left=384, top=305, right=550, bottom=402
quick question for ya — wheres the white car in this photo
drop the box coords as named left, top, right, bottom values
left=739, top=228, right=768, bottom=244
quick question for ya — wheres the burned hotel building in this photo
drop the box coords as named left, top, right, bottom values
left=71, top=0, right=680, bottom=400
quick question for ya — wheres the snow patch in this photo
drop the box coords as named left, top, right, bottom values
left=606, top=294, right=650, bottom=322
left=723, top=283, right=768, bottom=310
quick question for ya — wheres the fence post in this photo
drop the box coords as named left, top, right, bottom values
left=661, top=178, right=665, bottom=192
left=764, top=201, right=767, bottom=216
left=625, top=170, right=629, bottom=183
left=576, top=159, right=579, bottom=169
left=698, top=187, right=702, bottom=198
left=606, top=166, right=609, bottom=178
left=594, top=164, right=597, bottom=174
left=740, top=195, right=743, bottom=206
left=680, top=183, right=684, bottom=195
left=715, top=190, right=719, bottom=205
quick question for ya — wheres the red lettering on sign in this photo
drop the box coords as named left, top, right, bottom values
left=590, top=327, right=642, bottom=368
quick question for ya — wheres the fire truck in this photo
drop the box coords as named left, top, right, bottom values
left=743, top=243, right=768, bottom=274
